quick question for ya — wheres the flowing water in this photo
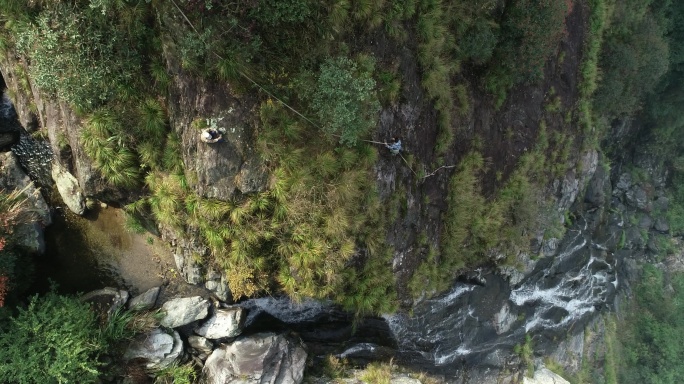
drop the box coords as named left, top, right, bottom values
left=238, top=212, right=618, bottom=374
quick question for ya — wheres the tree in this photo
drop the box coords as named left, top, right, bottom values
left=311, top=56, right=380, bottom=147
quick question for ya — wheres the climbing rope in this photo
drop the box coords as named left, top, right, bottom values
left=169, top=1, right=453, bottom=181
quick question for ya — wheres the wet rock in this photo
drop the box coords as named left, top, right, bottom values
left=625, top=185, right=650, bottom=211
left=613, top=173, right=632, bottom=197
left=160, top=296, right=211, bottom=328
left=81, top=287, right=129, bottom=320
left=492, top=303, right=517, bottom=335
left=195, top=306, right=244, bottom=339
left=585, top=162, right=611, bottom=207
left=52, top=162, right=86, bottom=215
left=654, top=217, right=669, bottom=233
left=522, top=367, right=570, bottom=384
left=124, top=328, right=183, bottom=370
left=129, top=286, right=161, bottom=311
left=637, top=215, right=653, bottom=229
left=202, top=332, right=307, bottom=384
left=549, top=331, right=583, bottom=375
left=0, top=151, right=51, bottom=253
left=188, top=335, right=214, bottom=360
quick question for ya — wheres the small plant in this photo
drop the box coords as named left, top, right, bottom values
left=154, top=362, right=197, bottom=384
left=360, top=361, right=393, bottom=384
left=514, top=333, right=535, bottom=378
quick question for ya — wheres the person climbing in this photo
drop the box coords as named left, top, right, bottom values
left=385, top=137, right=402, bottom=155
left=200, top=128, right=223, bottom=143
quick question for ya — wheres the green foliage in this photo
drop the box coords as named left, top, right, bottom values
left=360, top=361, right=393, bottom=384
left=249, top=0, right=315, bottom=26
left=311, top=56, right=380, bottom=146
left=618, top=266, right=684, bottom=383
left=154, top=362, right=197, bottom=384
left=0, top=292, right=105, bottom=383
left=15, top=2, right=147, bottom=111
left=514, top=334, right=535, bottom=378
left=594, top=0, right=670, bottom=119
left=485, top=0, right=569, bottom=101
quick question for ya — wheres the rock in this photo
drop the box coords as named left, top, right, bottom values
left=492, top=303, right=517, bottom=335
left=189, top=335, right=214, bottom=360
left=160, top=296, right=211, bottom=328
left=51, top=162, right=86, bottom=215
left=124, top=328, right=183, bottom=370
left=202, top=332, right=307, bottom=384
left=654, top=217, right=669, bottom=233
left=236, top=156, right=269, bottom=195
left=204, top=267, right=232, bottom=302
left=129, top=286, right=161, bottom=311
left=585, top=161, right=611, bottom=207
left=625, top=185, right=650, bottom=211
left=613, top=173, right=632, bottom=197
left=0, top=151, right=51, bottom=253
left=195, top=306, right=244, bottom=339
left=638, top=215, right=653, bottom=229
left=549, top=331, right=583, bottom=375
left=522, top=367, right=570, bottom=384
left=81, top=287, right=129, bottom=319
left=159, top=15, right=267, bottom=201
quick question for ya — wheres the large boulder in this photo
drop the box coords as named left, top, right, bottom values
left=0, top=151, right=51, bottom=253
left=51, top=162, right=86, bottom=215
left=129, top=286, right=161, bottom=311
left=81, top=287, right=129, bottom=319
left=160, top=296, right=211, bottom=328
left=202, top=332, right=307, bottom=384
left=124, top=328, right=183, bottom=370
left=195, top=306, right=244, bottom=339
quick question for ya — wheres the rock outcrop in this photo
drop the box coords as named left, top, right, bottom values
left=202, top=332, right=307, bottom=384
left=0, top=151, right=51, bottom=253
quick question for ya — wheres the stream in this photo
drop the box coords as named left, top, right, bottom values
left=2, top=92, right=619, bottom=375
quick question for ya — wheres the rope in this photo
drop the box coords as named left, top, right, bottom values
left=168, top=2, right=455, bottom=181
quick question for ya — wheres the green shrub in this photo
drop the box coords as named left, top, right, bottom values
left=15, top=2, right=146, bottom=111
left=311, top=56, right=380, bottom=146
left=0, top=292, right=105, bottom=383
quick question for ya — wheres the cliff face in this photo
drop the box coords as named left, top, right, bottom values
left=1, top=1, right=676, bottom=381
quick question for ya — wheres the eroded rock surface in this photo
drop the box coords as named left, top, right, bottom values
left=202, top=332, right=307, bottom=384
left=195, top=306, right=244, bottom=339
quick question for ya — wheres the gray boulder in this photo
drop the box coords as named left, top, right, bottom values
left=195, top=306, right=244, bottom=339
left=160, top=296, right=211, bottom=328
left=625, top=185, right=650, bottom=211
left=81, top=287, right=129, bottom=320
left=202, top=332, right=307, bottom=384
left=124, top=328, right=183, bottom=370
left=189, top=335, right=214, bottom=360
left=129, top=286, right=161, bottom=311
left=0, top=152, right=51, bottom=253
left=654, top=217, right=669, bottom=233
left=51, top=162, right=86, bottom=215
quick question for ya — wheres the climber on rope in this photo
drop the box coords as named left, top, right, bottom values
left=200, top=128, right=224, bottom=144
left=385, top=137, right=402, bottom=155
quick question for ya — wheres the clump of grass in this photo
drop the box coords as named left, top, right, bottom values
left=360, top=361, right=393, bottom=384
left=514, top=334, right=535, bottom=378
